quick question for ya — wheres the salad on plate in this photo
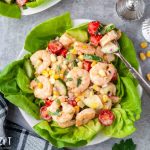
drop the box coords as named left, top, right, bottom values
left=0, top=0, right=60, bottom=18
left=0, top=13, right=141, bottom=148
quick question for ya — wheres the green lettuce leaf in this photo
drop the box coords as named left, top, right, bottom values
left=6, top=94, right=40, bottom=119
left=0, top=1, right=21, bottom=19
left=0, top=55, right=40, bottom=119
left=33, top=119, right=103, bottom=148
left=24, top=12, right=72, bottom=53
left=26, top=0, right=51, bottom=8
left=103, top=77, right=141, bottom=138
left=16, top=68, right=33, bottom=94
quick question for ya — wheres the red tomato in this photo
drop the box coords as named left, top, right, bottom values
left=90, top=34, right=103, bottom=46
left=88, top=21, right=100, bottom=35
left=83, top=61, right=92, bottom=71
left=16, top=0, right=28, bottom=6
left=98, top=109, right=115, bottom=126
left=45, top=100, right=53, bottom=107
left=48, top=40, right=63, bottom=54
left=68, top=100, right=77, bottom=107
left=40, top=106, right=51, bottom=121
left=59, top=49, right=68, bottom=57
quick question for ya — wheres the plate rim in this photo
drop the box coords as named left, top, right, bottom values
left=18, top=19, right=143, bottom=146
left=22, top=0, right=61, bottom=16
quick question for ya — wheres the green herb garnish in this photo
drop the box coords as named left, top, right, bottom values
left=112, top=139, right=136, bottom=150
left=56, top=99, right=61, bottom=105
left=49, top=109, right=61, bottom=116
left=56, top=65, right=61, bottom=72
left=66, top=78, right=73, bottom=81
left=77, top=77, right=82, bottom=87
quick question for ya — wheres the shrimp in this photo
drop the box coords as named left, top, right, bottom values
left=57, top=120, right=75, bottom=128
left=30, top=76, right=52, bottom=99
left=59, top=33, right=75, bottom=48
left=76, top=108, right=96, bottom=126
left=95, top=46, right=104, bottom=58
left=30, top=50, right=51, bottom=74
left=100, top=30, right=118, bottom=47
left=49, top=101, right=75, bottom=123
left=66, top=67, right=90, bottom=95
left=100, top=83, right=116, bottom=96
left=95, top=46, right=115, bottom=63
left=90, top=62, right=117, bottom=86
left=74, top=41, right=95, bottom=55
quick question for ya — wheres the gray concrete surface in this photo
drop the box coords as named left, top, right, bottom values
left=0, top=0, right=150, bottom=149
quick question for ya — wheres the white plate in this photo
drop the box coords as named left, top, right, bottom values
left=22, top=0, right=61, bottom=16
left=18, top=19, right=143, bottom=146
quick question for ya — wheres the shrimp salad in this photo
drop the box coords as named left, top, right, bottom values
left=30, top=21, right=122, bottom=128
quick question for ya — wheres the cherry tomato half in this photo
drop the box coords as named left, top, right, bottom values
left=59, top=49, right=68, bottom=57
left=88, top=21, right=100, bottom=35
left=48, top=40, right=63, bottom=54
left=98, top=109, right=115, bottom=126
left=90, top=34, right=103, bottom=46
left=68, top=99, right=77, bottom=107
left=40, top=106, right=51, bottom=121
left=45, top=100, right=53, bottom=107
left=16, top=0, right=28, bottom=6
left=83, top=60, right=92, bottom=71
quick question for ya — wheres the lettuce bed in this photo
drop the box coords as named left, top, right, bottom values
left=0, top=12, right=141, bottom=148
left=0, top=0, right=52, bottom=18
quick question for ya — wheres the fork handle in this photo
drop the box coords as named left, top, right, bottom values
left=115, top=52, right=150, bottom=95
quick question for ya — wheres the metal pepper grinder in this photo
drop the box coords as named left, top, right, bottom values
left=116, top=0, right=145, bottom=21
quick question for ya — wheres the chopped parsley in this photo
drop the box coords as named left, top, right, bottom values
left=56, top=65, right=61, bottom=72
left=56, top=99, right=61, bottom=105
left=77, top=77, right=82, bottom=87
left=66, top=78, right=73, bottom=82
left=49, top=109, right=61, bottom=116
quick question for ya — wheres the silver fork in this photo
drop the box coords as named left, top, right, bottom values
left=114, top=50, right=150, bottom=95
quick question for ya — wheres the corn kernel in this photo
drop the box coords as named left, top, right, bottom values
left=53, top=74, right=60, bottom=80
left=53, top=91, right=59, bottom=96
left=48, top=70, right=54, bottom=76
left=91, top=102, right=98, bottom=109
left=139, top=52, right=146, bottom=61
left=82, top=45, right=87, bottom=49
left=42, top=70, right=49, bottom=77
left=90, top=91, right=94, bottom=96
left=147, top=73, right=150, bottom=81
left=71, top=49, right=77, bottom=54
left=98, top=69, right=106, bottom=77
left=74, top=106, right=80, bottom=114
left=93, top=85, right=100, bottom=91
left=75, top=97, right=81, bottom=102
left=91, top=61, right=97, bottom=67
left=78, top=55, right=84, bottom=61
left=140, top=41, right=148, bottom=49
left=146, top=51, right=150, bottom=58
left=102, top=95, right=109, bottom=103
left=37, top=83, right=43, bottom=88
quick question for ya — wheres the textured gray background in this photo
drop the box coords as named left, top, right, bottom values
left=0, top=0, right=150, bottom=150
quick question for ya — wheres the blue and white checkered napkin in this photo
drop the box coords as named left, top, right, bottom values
left=0, top=95, right=68, bottom=150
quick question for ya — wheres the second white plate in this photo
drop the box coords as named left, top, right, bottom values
left=22, top=0, right=61, bottom=16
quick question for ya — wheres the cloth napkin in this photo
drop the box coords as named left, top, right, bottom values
left=0, top=95, right=68, bottom=150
